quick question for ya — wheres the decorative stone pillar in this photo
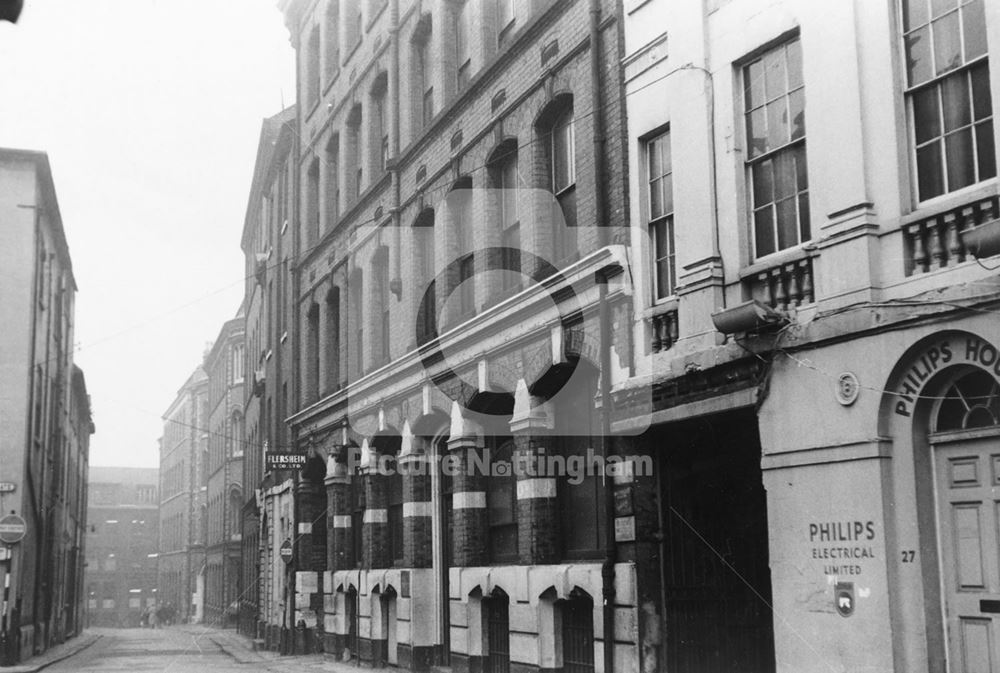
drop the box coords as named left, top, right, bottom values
left=361, top=439, right=391, bottom=569
left=400, top=420, right=432, bottom=568
left=510, top=378, right=560, bottom=564
left=447, top=401, right=487, bottom=567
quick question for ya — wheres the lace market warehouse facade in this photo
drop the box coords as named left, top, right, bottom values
left=233, top=0, right=1000, bottom=672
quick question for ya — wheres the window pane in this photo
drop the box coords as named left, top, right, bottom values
left=798, top=192, right=811, bottom=242
left=763, top=48, right=786, bottom=101
left=972, top=63, right=992, bottom=121
left=913, top=85, right=942, bottom=143
left=774, top=150, right=797, bottom=199
left=789, top=88, right=806, bottom=140
left=754, top=207, right=775, bottom=258
left=963, top=0, right=987, bottom=60
left=661, top=172, right=673, bottom=215
left=945, top=127, right=975, bottom=189
left=932, top=12, right=962, bottom=76
left=941, top=71, right=971, bottom=131
left=649, top=176, right=663, bottom=219
left=776, top=197, right=798, bottom=250
left=976, top=120, right=997, bottom=179
left=747, top=107, right=767, bottom=158
left=931, top=0, right=958, bottom=17
left=653, top=219, right=668, bottom=259
left=648, top=137, right=662, bottom=177
left=786, top=39, right=803, bottom=89
left=752, top=158, right=773, bottom=207
left=906, top=27, right=933, bottom=86
left=766, top=99, right=788, bottom=150
left=917, top=141, right=945, bottom=199
left=656, top=255, right=672, bottom=299
left=795, top=144, right=809, bottom=191
left=744, top=60, right=765, bottom=111
left=903, top=0, right=929, bottom=31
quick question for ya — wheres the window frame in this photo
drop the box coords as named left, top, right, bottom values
left=551, top=105, right=577, bottom=263
left=900, top=0, right=994, bottom=205
left=645, top=129, right=676, bottom=302
left=741, top=36, right=810, bottom=262
left=485, top=438, right=518, bottom=564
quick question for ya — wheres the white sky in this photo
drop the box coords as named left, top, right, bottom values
left=0, top=1, right=296, bottom=467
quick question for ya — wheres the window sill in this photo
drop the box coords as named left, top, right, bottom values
left=641, top=297, right=678, bottom=321
left=902, top=179, right=999, bottom=228
left=739, top=243, right=816, bottom=281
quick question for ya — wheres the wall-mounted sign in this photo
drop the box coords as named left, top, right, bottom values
left=280, top=539, right=293, bottom=564
left=266, top=452, right=308, bottom=470
left=0, top=483, right=16, bottom=494
left=614, top=516, right=636, bottom=543
left=0, top=514, right=27, bottom=545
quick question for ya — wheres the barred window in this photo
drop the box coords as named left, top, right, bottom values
left=743, top=38, right=809, bottom=259
left=902, top=0, right=994, bottom=201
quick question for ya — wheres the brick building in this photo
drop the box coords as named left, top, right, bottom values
left=237, top=105, right=298, bottom=642
left=84, top=467, right=159, bottom=628
left=203, top=313, right=246, bottom=628
left=267, top=0, right=635, bottom=670
left=0, top=148, right=93, bottom=664
left=157, top=366, right=209, bottom=624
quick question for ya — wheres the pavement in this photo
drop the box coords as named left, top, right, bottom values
left=7, top=625, right=365, bottom=673
left=4, top=631, right=102, bottom=673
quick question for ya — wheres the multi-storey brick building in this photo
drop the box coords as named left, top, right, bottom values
left=0, top=148, right=93, bottom=664
left=157, top=366, right=209, bottom=624
left=237, top=105, right=298, bottom=643
left=84, top=467, right=159, bottom=628
left=620, top=0, right=1000, bottom=671
left=203, top=313, right=246, bottom=627
left=270, top=0, right=635, bottom=670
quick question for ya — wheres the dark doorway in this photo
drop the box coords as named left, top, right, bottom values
left=658, top=410, right=775, bottom=673
left=483, top=589, right=510, bottom=673
left=561, top=592, right=595, bottom=673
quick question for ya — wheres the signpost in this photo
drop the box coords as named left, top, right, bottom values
left=280, top=539, right=293, bottom=564
left=0, top=515, right=26, bottom=545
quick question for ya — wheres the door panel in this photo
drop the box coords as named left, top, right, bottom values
left=934, top=435, right=1000, bottom=672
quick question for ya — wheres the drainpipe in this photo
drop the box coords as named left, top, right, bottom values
left=596, top=267, right=616, bottom=673
left=590, top=0, right=608, bottom=247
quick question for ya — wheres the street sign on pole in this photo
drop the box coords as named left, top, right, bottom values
left=0, top=516, right=26, bottom=545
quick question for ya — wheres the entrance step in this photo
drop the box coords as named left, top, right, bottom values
left=251, top=639, right=266, bottom=652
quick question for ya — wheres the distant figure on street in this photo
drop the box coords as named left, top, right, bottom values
left=148, top=605, right=159, bottom=629
left=140, top=606, right=150, bottom=628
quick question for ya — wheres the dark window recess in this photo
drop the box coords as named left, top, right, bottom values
left=451, top=130, right=464, bottom=151
left=562, top=595, right=595, bottom=673
left=486, top=440, right=517, bottom=563
left=416, top=165, right=427, bottom=184
left=388, top=455, right=403, bottom=564
left=484, top=590, right=511, bottom=673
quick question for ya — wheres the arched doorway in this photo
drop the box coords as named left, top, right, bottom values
left=483, top=588, right=510, bottom=673
left=381, top=586, right=398, bottom=666
left=928, top=369, right=1000, bottom=671
left=561, top=590, right=595, bottom=673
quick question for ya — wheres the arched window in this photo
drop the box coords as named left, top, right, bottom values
left=305, top=25, right=321, bottom=109
left=347, top=105, right=363, bottom=202
left=348, top=268, right=365, bottom=377
left=546, top=99, right=576, bottom=262
left=936, top=370, right=1000, bottom=432
left=488, top=140, right=521, bottom=293
left=325, top=287, right=341, bottom=392
left=372, top=247, right=391, bottom=365
left=305, top=303, right=320, bottom=403
left=324, top=0, right=340, bottom=82
left=306, top=158, right=321, bottom=247
left=555, top=361, right=604, bottom=558
left=411, top=14, right=434, bottom=133
left=414, top=209, right=437, bottom=344
left=370, top=74, right=390, bottom=178
left=325, top=134, right=340, bottom=228
left=486, top=438, right=517, bottom=563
